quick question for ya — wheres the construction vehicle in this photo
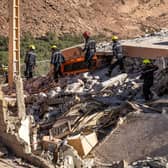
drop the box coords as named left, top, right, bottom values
left=60, top=46, right=112, bottom=76
left=61, top=46, right=97, bottom=75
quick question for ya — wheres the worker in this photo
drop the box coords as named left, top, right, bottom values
left=1, top=64, right=8, bottom=83
left=50, top=45, right=65, bottom=82
left=106, top=35, right=125, bottom=77
left=82, top=31, right=96, bottom=70
left=24, top=44, right=36, bottom=79
left=140, top=59, right=158, bottom=101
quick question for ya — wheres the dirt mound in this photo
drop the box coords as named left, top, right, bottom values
left=1, top=0, right=168, bottom=38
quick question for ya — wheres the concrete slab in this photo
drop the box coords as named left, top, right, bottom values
left=122, top=37, right=168, bottom=58
left=94, top=113, right=168, bottom=164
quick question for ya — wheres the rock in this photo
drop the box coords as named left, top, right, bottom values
left=55, top=87, right=61, bottom=92
left=64, top=82, right=84, bottom=93
left=38, top=92, right=47, bottom=103
left=101, top=73, right=128, bottom=90
left=62, top=145, right=83, bottom=168
left=83, top=159, right=94, bottom=168
left=147, top=161, right=166, bottom=168
left=63, top=155, right=75, bottom=168
left=47, top=90, right=58, bottom=98
left=118, top=160, right=128, bottom=168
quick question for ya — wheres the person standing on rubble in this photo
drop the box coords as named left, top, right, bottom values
left=82, top=31, right=96, bottom=70
left=24, top=44, right=37, bottom=80
left=106, top=35, right=125, bottom=77
left=140, top=59, right=158, bottom=101
left=50, top=45, right=65, bottom=82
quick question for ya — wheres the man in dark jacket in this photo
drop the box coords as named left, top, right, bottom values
left=50, top=45, right=65, bottom=82
left=140, top=59, right=158, bottom=101
left=24, top=45, right=36, bottom=79
left=107, top=35, right=125, bottom=77
left=82, top=31, right=96, bottom=69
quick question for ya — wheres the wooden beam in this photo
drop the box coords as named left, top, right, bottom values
left=8, top=0, right=20, bottom=87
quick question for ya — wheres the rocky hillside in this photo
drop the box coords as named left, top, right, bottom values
left=0, top=0, right=168, bottom=38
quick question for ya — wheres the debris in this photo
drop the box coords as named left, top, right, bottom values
left=101, top=73, right=128, bottom=91
left=1, top=32, right=168, bottom=168
left=42, top=136, right=61, bottom=152
left=67, top=131, right=98, bottom=157
left=50, top=119, right=71, bottom=139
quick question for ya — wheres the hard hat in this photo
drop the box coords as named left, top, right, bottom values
left=143, top=59, right=151, bottom=64
left=83, top=31, right=90, bottom=38
left=2, top=64, right=8, bottom=71
left=29, top=44, right=36, bottom=50
left=51, top=45, right=57, bottom=49
left=112, top=35, right=118, bottom=41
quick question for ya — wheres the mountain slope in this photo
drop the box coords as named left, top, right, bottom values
left=0, top=0, right=168, bottom=38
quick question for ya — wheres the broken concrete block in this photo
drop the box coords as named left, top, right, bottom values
left=83, top=158, right=95, bottom=168
left=64, top=81, right=84, bottom=93
left=55, top=86, right=61, bottom=93
left=63, top=155, right=75, bottom=168
left=18, top=116, right=31, bottom=153
left=67, top=131, right=98, bottom=157
left=101, top=73, right=128, bottom=90
left=47, top=90, right=58, bottom=99
left=38, top=92, right=47, bottom=103
left=63, top=145, right=83, bottom=168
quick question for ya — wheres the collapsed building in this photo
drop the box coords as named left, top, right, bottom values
left=0, top=30, right=168, bottom=168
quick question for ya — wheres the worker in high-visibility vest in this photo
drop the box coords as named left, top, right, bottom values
left=24, top=44, right=36, bottom=79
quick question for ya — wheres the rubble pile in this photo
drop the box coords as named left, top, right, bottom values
left=3, top=54, right=168, bottom=167
left=2, top=32, right=168, bottom=167
left=15, top=66, right=142, bottom=167
left=130, top=156, right=168, bottom=168
left=94, top=156, right=168, bottom=168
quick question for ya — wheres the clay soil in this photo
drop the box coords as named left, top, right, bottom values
left=0, top=0, right=168, bottom=38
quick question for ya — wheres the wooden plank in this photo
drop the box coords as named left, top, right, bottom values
left=8, top=0, right=20, bottom=87
left=67, top=132, right=98, bottom=157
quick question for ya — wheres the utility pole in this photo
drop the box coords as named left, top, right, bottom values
left=8, top=0, right=20, bottom=87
